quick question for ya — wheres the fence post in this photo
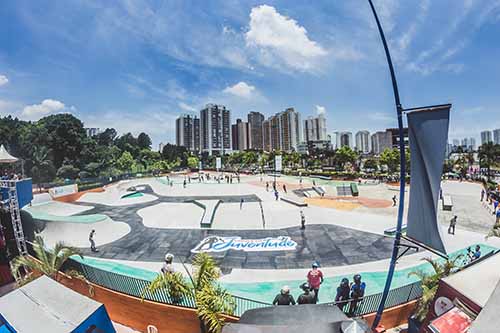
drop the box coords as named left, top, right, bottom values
left=406, top=282, right=415, bottom=302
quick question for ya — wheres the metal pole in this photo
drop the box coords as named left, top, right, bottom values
left=367, top=0, right=406, bottom=330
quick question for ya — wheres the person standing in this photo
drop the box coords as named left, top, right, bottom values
left=448, top=215, right=457, bottom=235
left=335, top=278, right=351, bottom=311
left=349, top=274, right=366, bottom=316
left=283, top=184, right=287, bottom=193
left=493, top=199, right=499, bottom=215
left=481, top=189, right=486, bottom=201
left=392, top=195, right=397, bottom=207
left=300, top=210, right=306, bottom=230
left=161, top=253, right=175, bottom=274
left=307, top=262, right=324, bottom=303
left=272, top=286, right=296, bottom=305
left=240, top=198, right=244, bottom=210
left=266, top=182, right=269, bottom=192
left=183, top=179, right=187, bottom=188
left=274, top=190, right=279, bottom=201
left=496, top=208, right=500, bottom=225
left=297, top=283, right=315, bottom=305
left=89, top=229, right=98, bottom=252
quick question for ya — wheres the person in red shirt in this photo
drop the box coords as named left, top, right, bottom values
left=307, top=262, right=324, bottom=303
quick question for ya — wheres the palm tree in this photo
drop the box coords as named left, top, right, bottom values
left=144, top=253, right=236, bottom=333
left=408, top=255, right=463, bottom=321
left=30, top=146, right=53, bottom=186
left=11, top=235, right=82, bottom=283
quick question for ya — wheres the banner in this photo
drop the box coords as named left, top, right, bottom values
left=191, top=236, right=297, bottom=253
left=48, top=184, right=78, bottom=198
left=406, top=104, right=451, bottom=254
left=216, top=157, right=221, bottom=170
left=275, top=155, right=282, bottom=172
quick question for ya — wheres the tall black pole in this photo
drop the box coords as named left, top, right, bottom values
left=367, top=0, right=407, bottom=330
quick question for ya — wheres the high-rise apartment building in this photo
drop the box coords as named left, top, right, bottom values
left=200, top=104, right=231, bottom=155
left=303, top=114, right=327, bottom=142
left=386, top=128, right=409, bottom=148
left=334, top=131, right=353, bottom=149
left=175, top=114, right=200, bottom=152
left=231, top=119, right=251, bottom=151
left=371, top=131, right=392, bottom=154
left=355, top=130, right=370, bottom=153
left=279, top=108, right=301, bottom=152
left=481, top=130, right=493, bottom=145
left=247, top=111, right=265, bottom=150
left=262, top=119, right=271, bottom=152
left=262, top=108, right=301, bottom=152
left=493, top=129, right=500, bottom=145
left=85, top=128, right=101, bottom=137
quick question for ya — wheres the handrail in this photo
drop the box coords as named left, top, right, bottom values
left=63, top=258, right=422, bottom=318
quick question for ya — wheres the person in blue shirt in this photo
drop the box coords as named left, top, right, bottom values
left=473, top=245, right=481, bottom=260
left=349, top=274, right=366, bottom=316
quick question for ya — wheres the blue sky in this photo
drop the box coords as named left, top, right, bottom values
left=1, top=0, right=499, bottom=148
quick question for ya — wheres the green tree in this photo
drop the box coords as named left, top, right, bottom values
left=187, top=156, right=200, bottom=169
left=137, top=132, right=152, bottom=150
left=115, top=133, right=140, bottom=158
left=11, top=235, right=82, bottom=283
left=36, top=114, right=87, bottom=169
left=363, top=157, right=379, bottom=171
left=408, top=256, right=463, bottom=321
left=144, top=253, right=235, bottom=333
left=56, top=164, right=80, bottom=179
left=30, top=146, right=55, bottom=183
left=116, top=151, right=134, bottom=172
left=380, top=148, right=400, bottom=174
left=335, top=146, right=358, bottom=170
left=478, top=142, right=500, bottom=180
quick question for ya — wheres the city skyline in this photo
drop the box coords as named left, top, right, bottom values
left=1, top=1, right=500, bottom=148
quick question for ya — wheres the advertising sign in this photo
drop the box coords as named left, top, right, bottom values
left=275, top=155, right=282, bottom=172
left=48, top=184, right=78, bottom=198
left=216, top=157, right=222, bottom=170
left=191, top=236, right=297, bottom=253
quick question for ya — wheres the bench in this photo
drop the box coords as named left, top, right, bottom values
left=442, top=195, right=453, bottom=211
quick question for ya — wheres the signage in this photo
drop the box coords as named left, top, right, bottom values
left=428, top=307, right=472, bottom=333
left=191, top=236, right=297, bottom=253
left=275, top=155, right=282, bottom=172
left=48, top=184, right=78, bottom=198
left=216, top=157, right=222, bottom=170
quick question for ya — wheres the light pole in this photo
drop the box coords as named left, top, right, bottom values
left=367, top=0, right=407, bottom=330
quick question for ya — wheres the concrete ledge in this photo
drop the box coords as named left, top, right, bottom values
left=281, top=197, right=308, bottom=207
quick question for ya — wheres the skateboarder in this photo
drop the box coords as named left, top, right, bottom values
left=89, top=229, right=98, bottom=252
left=300, top=210, right=306, bottom=230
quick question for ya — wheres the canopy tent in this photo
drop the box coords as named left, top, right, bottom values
left=0, top=275, right=115, bottom=333
left=0, top=145, right=18, bottom=164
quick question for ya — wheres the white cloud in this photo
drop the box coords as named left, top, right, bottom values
left=223, top=82, right=256, bottom=99
left=178, top=102, right=197, bottom=112
left=245, top=5, right=327, bottom=72
left=0, top=75, right=8, bottom=87
left=22, top=99, right=67, bottom=118
left=315, top=105, right=326, bottom=115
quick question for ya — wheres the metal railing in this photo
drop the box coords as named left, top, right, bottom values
left=64, top=259, right=270, bottom=317
left=64, top=258, right=422, bottom=317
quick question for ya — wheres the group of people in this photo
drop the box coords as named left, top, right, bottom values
left=481, top=188, right=500, bottom=224
left=272, top=262, right=366, bottom=315
left=0, top=172, right=20, bottom=180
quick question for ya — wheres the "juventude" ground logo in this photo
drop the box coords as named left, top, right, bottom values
left=191, top=236, right=297, bottom=253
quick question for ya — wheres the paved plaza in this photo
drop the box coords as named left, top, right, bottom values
left=25, top=174, right=500, bottom=281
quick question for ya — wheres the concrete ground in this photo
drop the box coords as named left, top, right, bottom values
left=26, top=174, right=500, bottom=283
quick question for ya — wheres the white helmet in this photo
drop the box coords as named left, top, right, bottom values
left=281, top=286, right=290, bottom=294
left=165, top=253, right=174, bottom=261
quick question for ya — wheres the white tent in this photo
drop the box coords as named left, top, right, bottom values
left=0, top=275, right=115, bottom=333
left=0, top=145, right=18, bottom=163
